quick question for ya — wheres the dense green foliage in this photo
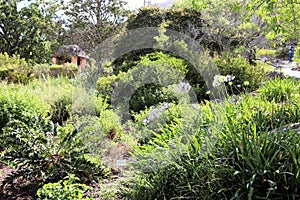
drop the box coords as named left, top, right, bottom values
left=213, top=54, right=266, bottom=94
left=113, top=7, right=206, bottom=68
left=248, top=0, right=300, bottom=43
left=0, top=85, right=50, bottom=134
left=0, top=0, right=62, bottom=63
left=0, top=119, right=109, bottom=187
left=37, top=174, right=92, bottom=200
left=26, top=78, right=74, bottom=125
left=0, top=53, right=33, bottom=84
left=259, top=78, right=299, bottom=103
left=124, top=80, right=300, bottom=199
left=49, top=64, right=79, bottom=78
left=127, top=7, right=205, bottom=33
left=0, top=53, right=80, bottom=84
left=1, top=0, right=300, bottom=198
left=99, top=52, right=192, bottom=113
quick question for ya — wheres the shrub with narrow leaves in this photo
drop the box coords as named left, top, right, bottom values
left=259, top=78, right=299, bottom=103
left=123, top=90, right=300, bottom=199
left=213, top=54, right=266, bottom=94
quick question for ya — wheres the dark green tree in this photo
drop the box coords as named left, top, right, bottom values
left=0, top=0, right=64, bottom=63
left=64, top=0, right=129, bottom=53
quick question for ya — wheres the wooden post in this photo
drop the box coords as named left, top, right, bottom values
left=80, top=58, right=87, bottom=70
left=71, top=56, right=78, bottom=65
left=52, top=57, right=58, bottom=65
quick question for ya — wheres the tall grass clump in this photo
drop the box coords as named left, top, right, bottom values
left=123, top=89, right=300, bottom=199
left=259, top=78, right=299, bottom=103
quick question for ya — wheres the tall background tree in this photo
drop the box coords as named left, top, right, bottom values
left=0, top=0, right=64, bottom=63
left=248, top=0, right=300, bottom=45
left=173, top=0, right=300, bottom=47
left=64, top=0, right=129, bottom=53
left=172, top=0, right=269, bottom=62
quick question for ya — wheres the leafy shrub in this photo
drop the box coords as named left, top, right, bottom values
left=0, top=119, right=109, bottom=188
left=99, top=109, right=124, bottom=140
left=32, top=63, right=51, bottom=78
left=122, top=52, right=190, bottom=113
left=27, top=77, right=74, bottom=125
left=113, top=51, right=188, bottom=77
left=99, top=52, right=208, bottom=113
left=113, top=59, right=137, bottom=75
left=95, top=94, right=110, bottom=116
left=0, top=53, right=33, bottom=84
left=34, top=63, right=80, bottom=80
left=72, top=87, right=99, bottom=117
left=72, top=91, right=110, bottom=119
left=97, top=71, right=126, bottom=97
left=256, top=49, right=276, bottom=58
left=0, top=85, right=50, bottom=133
left=49, top=64, right=79, bottom=78
left=275, top=47, right=289, bottom=59
left=122, top=52, right=188, bottom=75
left=129, top=84, right=178, bottom=113
left=37, top=174, right=92, bottom=200
left=213, top=54, right=266, bottom=94
left=259, top=78, right=299, bottom=103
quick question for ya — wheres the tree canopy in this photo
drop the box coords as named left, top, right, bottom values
left=64, top=0, right=129, bottom=53
left=173, top=0, right=300, bottom=45
left=248, top=0, right=300, bottom=44
left=1, top=0, right=300, bottom=63
left=0, top=0, right=63, bottom=63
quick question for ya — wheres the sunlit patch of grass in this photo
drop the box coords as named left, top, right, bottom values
left=256, top=49, right=276, bottom=57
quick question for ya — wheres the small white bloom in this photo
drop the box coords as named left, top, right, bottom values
left=225, top=75, right=235, bottom=82
left=212, top=75, right=225, bottom=88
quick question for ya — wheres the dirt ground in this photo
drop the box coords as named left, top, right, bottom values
left=0, top=162, right=36, bottom=200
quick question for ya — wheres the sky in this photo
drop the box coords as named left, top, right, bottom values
left=125, top=0, right=175, bottom=10
left=17, top=0, right=175, bottom=11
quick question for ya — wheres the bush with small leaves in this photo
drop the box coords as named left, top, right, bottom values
left=36, top=174, right=93, bottom=200
left=0, top=84, right=50, bottom=134
left=49, top=64, right=79, bottom=78
left=98, top=52, right=208, bottom=113
left=0, top=53, right=33, bottom=84
left=27, top=77, right=74, bottom=125
left=213, top=54, right=266, bottom=94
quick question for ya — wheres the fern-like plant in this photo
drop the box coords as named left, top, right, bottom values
left=0, top=118, right=109, bottom=190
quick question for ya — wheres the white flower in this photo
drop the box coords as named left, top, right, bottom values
left=212, top=75, right=225, bottom=88
left=178, top=81, right=192, bottom=92
left=225, top=75, right=235, bottom=82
